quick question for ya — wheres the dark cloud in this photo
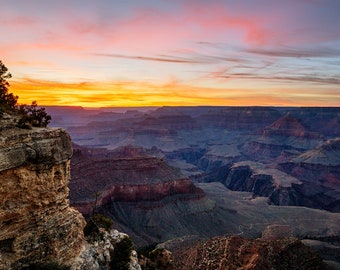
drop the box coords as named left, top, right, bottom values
left=218, top=73, right=340, bottom=85
left=245, top=46, right=340, bottom=58
left=94, top=52, right=247, bottom=65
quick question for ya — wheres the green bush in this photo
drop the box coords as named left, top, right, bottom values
left=110, top=236, right=134, bottom=270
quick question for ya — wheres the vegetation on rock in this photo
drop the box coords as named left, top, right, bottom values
left=0, top=60, right=51, bottom=127
left=84, top=214, right=114, bottom=238
left=0, top=60, right=17, bottom=112
left=17, top=101, right=51, bottom=128
left=110, top=236, right=134, bottom=270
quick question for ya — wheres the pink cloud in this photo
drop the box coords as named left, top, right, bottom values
left=0, top=16, right=36, bottom=27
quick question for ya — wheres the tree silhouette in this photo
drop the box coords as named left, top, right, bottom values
left=0, top=60, right=51, bottom=128
left=0, top=60, right=18, bottom=112
left=27, top=101, right=51, bottom=127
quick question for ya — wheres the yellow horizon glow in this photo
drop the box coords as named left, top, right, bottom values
left=11, top=78, right=340, bottom=108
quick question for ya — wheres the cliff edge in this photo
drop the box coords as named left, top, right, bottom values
left=0, top=119, right=86, bottom=269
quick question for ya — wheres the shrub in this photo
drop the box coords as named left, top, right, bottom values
left=17, top=101, right=51, bottom=128
left=84, top=214, right=114, bottom=237
left=110, top=236, right=134, bottom=270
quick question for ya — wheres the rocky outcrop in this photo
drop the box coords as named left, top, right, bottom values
left=0, top=126, right=85, bottom=269
left=73, top=229, right=141, bottom=270
left=0, top=122, right=142, bottom=269
left=172, top=236, right=330, bottom=270
left=223, top=161, right=301, bottom=202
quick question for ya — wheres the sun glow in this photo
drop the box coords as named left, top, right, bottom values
left=3, top=0, right=340, bottom=107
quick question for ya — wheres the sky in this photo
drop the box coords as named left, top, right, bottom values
left=1, top=0, right=340, bottom=107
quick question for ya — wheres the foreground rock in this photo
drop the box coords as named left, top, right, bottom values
left=0, top=126, right=85, bottom=269
left=172, top=236, right=331, bottom=270
left=0, top=120, right=141, bottom=269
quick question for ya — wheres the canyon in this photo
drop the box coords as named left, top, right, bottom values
left=2, top=106, right=339, bottom=268
left=47, top=106, right=340, bottom=267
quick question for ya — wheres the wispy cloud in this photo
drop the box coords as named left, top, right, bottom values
left=216, top=73, right=340, bottom=86
left=245, top=46, right=340, bottom=58
left=94, top=53, right=208, bottom=64
left=93, top=51, right=247, bottom=65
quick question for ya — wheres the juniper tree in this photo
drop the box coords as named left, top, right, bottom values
left=0, top=60, right=18, bottom=112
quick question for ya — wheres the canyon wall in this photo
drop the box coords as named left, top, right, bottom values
left=70, top=144, right=204, bottom=216
left=0, top=125, right=85, bottom=269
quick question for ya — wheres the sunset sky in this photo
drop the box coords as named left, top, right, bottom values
left=2, top=0, right=340, bottom=107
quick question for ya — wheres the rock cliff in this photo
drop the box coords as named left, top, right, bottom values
left=223, top=161, right=302, bottom=205
left=0, top=120, right=141, bottom=269
left=0, top=125, right=85, bottom=269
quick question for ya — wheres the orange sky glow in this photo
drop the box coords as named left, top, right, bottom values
left=2, top=0, right=340, bottom=107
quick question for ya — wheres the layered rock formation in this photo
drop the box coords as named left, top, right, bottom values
left=224, top=139, right=340, bottom=212
left=278, top=138, right=340, bottom=212
left=70, top=144, right=204, bottom=215
left=223, top=161, right=302, bottom=205
left=0, top=125, right=85, bottom=269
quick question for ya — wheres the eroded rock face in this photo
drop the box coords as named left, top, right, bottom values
left=223, top=161, right=302, bottom=204
left=172, top=236, right=329, bottom=270
left=70, top=144, right=204, bottom=215
left=0, top=127, right=85, bottom=269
